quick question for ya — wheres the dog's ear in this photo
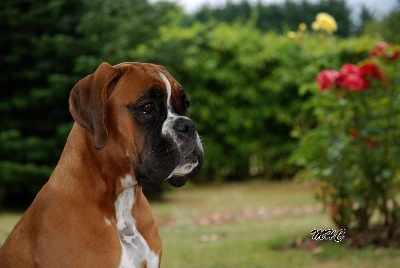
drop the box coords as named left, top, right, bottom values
left=69, top=62, right=122, bottom=149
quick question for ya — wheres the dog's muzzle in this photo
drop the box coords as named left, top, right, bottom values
left=165, top=117, right=204, bottom=187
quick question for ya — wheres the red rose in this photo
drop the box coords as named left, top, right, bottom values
left=339, top=64, right=359, bottom=76
left=388, top=49, right=400, bottom=61
left=349, top=129, right=358, bottom=138
left=342, top=73, right=368, bottom=91
left=371, top=41, right=400, bottom=61
left=316, top=70, right=340, bottom=91
left=371, top=42, right=388, bottom=58
left=370, top=137, right=378, bottom=149
left=359, top=62, right=384, bottom=80
left=336, top=64, right=361, bottom=88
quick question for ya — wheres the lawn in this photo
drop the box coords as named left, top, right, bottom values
left=1, top=181, right=399, bottom=267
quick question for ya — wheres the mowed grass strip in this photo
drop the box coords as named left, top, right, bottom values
left=1, top=181, right=399, bottom=267
left=159, top=215, right=400, bottom=268
left=153, top=181, right=400, bottom=268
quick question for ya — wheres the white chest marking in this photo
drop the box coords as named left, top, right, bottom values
left=115, top=175, right=159, bottom=268
left=105, top=216, right=112, bottom=226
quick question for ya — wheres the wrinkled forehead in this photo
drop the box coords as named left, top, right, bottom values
left=115, top=62, right=186, bottom=102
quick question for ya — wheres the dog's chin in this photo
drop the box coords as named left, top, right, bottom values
left=137, top=177, right=163, bottom=191
left=167, top=176, right=188, bottom=187
left=166, top=149, right=203, bottom=187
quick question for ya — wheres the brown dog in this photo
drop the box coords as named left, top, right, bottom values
left=0, top=62, right=204, bottom=267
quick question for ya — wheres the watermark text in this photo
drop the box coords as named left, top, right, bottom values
left=310, top=228, right=345, bottom=242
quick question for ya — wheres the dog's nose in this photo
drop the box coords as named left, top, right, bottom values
left=173, top=117, right=196, bottom=138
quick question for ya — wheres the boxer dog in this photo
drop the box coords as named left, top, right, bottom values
left=0, top=62, right=204, bottom=267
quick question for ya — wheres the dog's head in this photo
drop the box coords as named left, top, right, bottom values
left=69, top=62, right=203, bottom=189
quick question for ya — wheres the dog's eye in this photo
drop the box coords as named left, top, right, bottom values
left=183, top=100, right=191, bottom=114
left=140, top=102, right=155, bottom=115
left=185, top=100, right=190, bottom=110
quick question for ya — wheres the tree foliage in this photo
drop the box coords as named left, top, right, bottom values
left=0, top=0, right=180, bottom=208
left=0, top=0, right=85, bottom=207
left=362, top=2, right=400, bottom=44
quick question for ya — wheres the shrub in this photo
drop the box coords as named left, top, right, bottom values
left=292, top=42, right=400, bottom=246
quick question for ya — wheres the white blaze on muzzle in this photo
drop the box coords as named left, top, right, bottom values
left=158, top=72, right=201, bottom=178
left=159, top=72, right=197, bottom=142
left=159, top=72, right=179, bottom=137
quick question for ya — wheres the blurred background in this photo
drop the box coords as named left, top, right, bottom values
left=2, top=0, right=400, bottom=266
left=1, top=0, right=398, bottom=207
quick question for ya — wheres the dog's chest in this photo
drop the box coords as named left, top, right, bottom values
left=115, top=185, right=159, bottom=268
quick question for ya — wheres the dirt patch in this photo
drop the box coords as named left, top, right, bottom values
left=194, top=205, right=321, bottom=226
left=156, top=205, right=322, bottom=229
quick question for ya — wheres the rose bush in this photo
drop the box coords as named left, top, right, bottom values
left=292, top=42, right=400, bottom=246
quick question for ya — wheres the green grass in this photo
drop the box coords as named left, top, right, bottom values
left=1, top=181, right=400, bottom=267
left=0, top=213, right=21, bottom=245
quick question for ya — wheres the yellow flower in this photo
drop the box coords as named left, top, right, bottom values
left=311, top=21, right=320, bottom=31
left=312, top=12, right=338, bottom=34
left=287, top=31, right=297, bottom=39
left=298, top=23, right=307, bottom=32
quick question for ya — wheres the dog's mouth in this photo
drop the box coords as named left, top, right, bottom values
left=167, top=151, right=203, bottom=187
left=167, top=176, right=187, bottom=188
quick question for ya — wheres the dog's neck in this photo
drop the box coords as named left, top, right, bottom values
left=115, top=175, right=160, bottom=268
left=50, top=123, right=138, bottom=204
